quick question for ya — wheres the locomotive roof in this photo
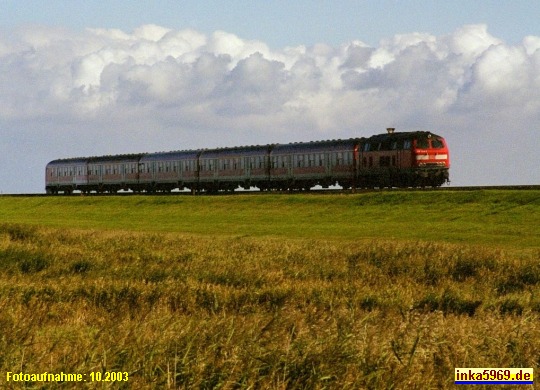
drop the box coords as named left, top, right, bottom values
left=367, top=131, right=443, bottom=142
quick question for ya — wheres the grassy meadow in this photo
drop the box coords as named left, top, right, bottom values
left=0, top=190, right=539, bottom=388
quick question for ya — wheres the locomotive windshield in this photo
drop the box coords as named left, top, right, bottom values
left=415, top=136, right=444, bottom=149
left=430, top=138, right=444, bottom=149
left=416, top=138, right=429, bottom=149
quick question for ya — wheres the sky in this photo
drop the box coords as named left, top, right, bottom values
left=1, top=1, right=540, bottom=193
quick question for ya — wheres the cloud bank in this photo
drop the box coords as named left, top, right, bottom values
left=0, top=24, right=539, bottom=192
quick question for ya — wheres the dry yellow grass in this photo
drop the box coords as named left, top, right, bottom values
left=1, top=224, right=539, bottom=388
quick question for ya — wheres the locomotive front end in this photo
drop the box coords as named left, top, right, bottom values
left=412, top=132, right=450, bottom=186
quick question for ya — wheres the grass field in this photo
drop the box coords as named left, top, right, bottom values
left=0, top=190, right=539, bottom=388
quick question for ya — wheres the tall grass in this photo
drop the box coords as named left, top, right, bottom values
left=1, top=223, right=539, bottom=388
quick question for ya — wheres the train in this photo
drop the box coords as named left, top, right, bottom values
left=45, top=128, right=450, bottom=194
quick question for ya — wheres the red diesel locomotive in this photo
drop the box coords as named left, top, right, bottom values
left=45, top=128, right=450, bottom=194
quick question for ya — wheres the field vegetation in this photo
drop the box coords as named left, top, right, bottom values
left=0, top=190, right=539, bottom=388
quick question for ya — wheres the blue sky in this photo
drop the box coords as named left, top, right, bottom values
left=3, top=1, right=539, bottom=47
left=1, top=1, right=540, bottom=192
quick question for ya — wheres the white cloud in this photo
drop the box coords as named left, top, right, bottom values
left=0, top=23, right=539, bottom=192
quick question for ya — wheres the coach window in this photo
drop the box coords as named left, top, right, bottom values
left=403, top=140, right=412, bottom=150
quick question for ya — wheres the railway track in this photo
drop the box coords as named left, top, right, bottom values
left=3, top=185, right=540, bottom=197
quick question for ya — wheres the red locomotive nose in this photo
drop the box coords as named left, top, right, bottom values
left=413, top=134, right=450, bottom=168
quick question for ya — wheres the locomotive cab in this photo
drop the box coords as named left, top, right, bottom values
left=411, top=132, right=450, bottom=186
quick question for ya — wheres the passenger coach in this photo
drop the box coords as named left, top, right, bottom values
left=45, top=128, right=450, bottom=194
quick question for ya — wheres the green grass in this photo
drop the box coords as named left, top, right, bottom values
left=0, top=190, right=539, bottom=388
left=0, top=190, right=538, bottom=250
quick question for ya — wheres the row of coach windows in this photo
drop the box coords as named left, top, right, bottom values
left=156, top=161, right=181, bottom=173
left=139, top=161, right=198, bottom=174
left=288, top=152, right=354, bottom=168
left=51, top=166, right=85, bottom=177
left=221, top=158, right=243, bottom=170
left=200, top=159, right=214, bottom=171
left=51, top=153, right=361, bottom=177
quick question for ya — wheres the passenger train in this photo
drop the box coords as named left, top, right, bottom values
left=45, top=128, right=450, bottom=194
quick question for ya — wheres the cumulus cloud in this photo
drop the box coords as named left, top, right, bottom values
left=0, top=23, right=539, bottom=192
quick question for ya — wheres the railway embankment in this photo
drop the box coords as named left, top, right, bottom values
left=0, top=189, right=538, bottom=250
